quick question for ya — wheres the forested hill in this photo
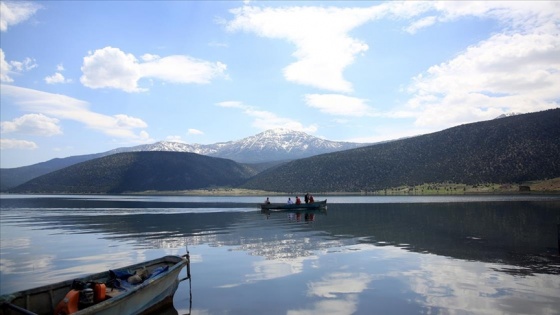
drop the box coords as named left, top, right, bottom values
left=241, top=109, right=560, bottom=192
left=10, top=151, right=258, bottom=194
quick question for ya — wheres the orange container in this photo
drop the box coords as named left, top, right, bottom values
left=53, top=289, right=79, bottom=315
left=94, top=283, right=106, bottom=302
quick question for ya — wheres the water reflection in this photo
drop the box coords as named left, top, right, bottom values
left=1, top=196, right=560, bottom=314
left=2, top=200, right=559, bottom=275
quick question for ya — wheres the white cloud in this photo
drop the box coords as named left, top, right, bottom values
left=305, top=94, right=373, bottom=117
left=80, top=46, right=227, bottom=92
left=141, top=53, right=160, bottom=62
left=0, top=138, right=37, bottom=150
left=0, top=1, right=41, bottom=32
left=0, top=49, right=37, bottom=82
left=226, top=2, right=560, bottom=132
left=141, top=55, right=227, bottom=84
left=404, top=15, right=437, bottom=34
left=1, top=84, right=153, bottom=143
left=81, top=47, right=142, bottom=92
left=114, top=114, right=147, bottom=129
left=0, top=49, right=12, bottom=82
left=226, top=5, right=387, bottom=93
left=44, top=72, right=71, bottom=84
left=187, top=128, right=204, bottom=135
left=45, top=63, right=71, bottom=84
left=406, top=30, right=560, bottom=128
left=9, top=57, right=37, bottom=72
left=216, top=101, right=317, bottom=133
left=1, top=113, right=62, bottom=136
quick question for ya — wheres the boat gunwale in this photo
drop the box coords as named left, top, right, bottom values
left=0, top=255, right=188, bottom=315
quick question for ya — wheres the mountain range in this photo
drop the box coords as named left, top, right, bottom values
left=5, top=109, right=560, bottom=194
left=241, top=108, right=560, bottom=192
left=0, top=129, right=365, bottom=191
left=108, top=128, right=365, bottom=163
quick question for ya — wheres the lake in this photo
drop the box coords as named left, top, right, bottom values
left=1, top=194, right=560, bottom=314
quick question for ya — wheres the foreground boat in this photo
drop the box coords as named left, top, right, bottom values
left=0, top=255, right=190, bottom=315
left=260, top=199, right=327, bottom=211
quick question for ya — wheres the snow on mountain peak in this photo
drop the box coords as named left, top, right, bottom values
left=109, top=129, right=366, bottom=163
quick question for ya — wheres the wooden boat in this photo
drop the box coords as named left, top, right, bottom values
left=0, top=255, right=190, bottom=315
left=260, top=199, right=327, bottom=211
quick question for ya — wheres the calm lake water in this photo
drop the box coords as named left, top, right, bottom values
left=1, top=194, right=560, bottom=314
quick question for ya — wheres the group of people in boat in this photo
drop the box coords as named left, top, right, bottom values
left=264, top=193, right=315, bottom=205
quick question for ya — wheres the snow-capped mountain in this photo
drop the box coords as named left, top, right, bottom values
left=214, top=128, right=365, bottom=162
left=107, top=141, right=217, bottom=156
left=1, top=129, right=370, bottom=191
left=108, top=128, right=367, bottom=163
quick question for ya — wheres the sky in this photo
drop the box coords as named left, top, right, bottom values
left=1, top=1, right=559, bottom=168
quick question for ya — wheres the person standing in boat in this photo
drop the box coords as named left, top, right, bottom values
left=265, top=197, right=271, bottom=204
left=287, top=197, right=294, bottom=204
left=295, top=196, right=301, bottom=205
left=304, top=193, right=310, bottom=204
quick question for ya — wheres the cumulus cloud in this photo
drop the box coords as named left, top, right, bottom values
left=305, top=94, right=373, bottom=117
left=0, top=1, right=41, bottom=32
left=1, top=84, right=153, bottom=143
left=44, top=63, right=71, bottom=84
left=226, top=5, right=386, bottom=93
left=80, top=46, right=227, bottom=92
left=226, top=2, right=559, bottom=132
left=81, top=47, right=142, bottom=92
left=405, top=6, right=560, bottom=129
left=1, top=113, right=62, bottom=136
left=216, top=101, right=317, bottom=133
left=45, top=72, right=71, bottom=84
left=0, top=138, right=38, bottom=150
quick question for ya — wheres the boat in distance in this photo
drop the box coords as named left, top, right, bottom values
left=0, top=255, right=190, bottom=315
left=260, top=199, right=327, bottom=211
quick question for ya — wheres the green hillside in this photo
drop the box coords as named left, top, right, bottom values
left=241, top=109, right=560, bottom=192
left=10, top=151, right=257, bottom=194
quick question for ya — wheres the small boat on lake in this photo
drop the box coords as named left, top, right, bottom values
left=0, top=255, right=190, bottom=315
left=260, top=199, right=327, bottom=211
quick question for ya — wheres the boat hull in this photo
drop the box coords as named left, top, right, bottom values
left=260, top=199, right=327, bottom=211
left=0, top=255, right=188, bottom=315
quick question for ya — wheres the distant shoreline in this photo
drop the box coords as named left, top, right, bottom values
left=3, top=178, right=559, bottom=196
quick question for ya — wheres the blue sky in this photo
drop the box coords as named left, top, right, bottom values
left=1, top=1, right=559, bottom=168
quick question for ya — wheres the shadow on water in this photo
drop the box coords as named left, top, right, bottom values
left=2, top=198, right=559, bottom=276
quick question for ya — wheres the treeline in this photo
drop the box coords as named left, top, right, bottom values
left=10, top=152, right=258, bottom=194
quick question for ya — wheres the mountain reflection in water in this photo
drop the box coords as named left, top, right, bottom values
left=1, top=195, right=559, bottom=314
